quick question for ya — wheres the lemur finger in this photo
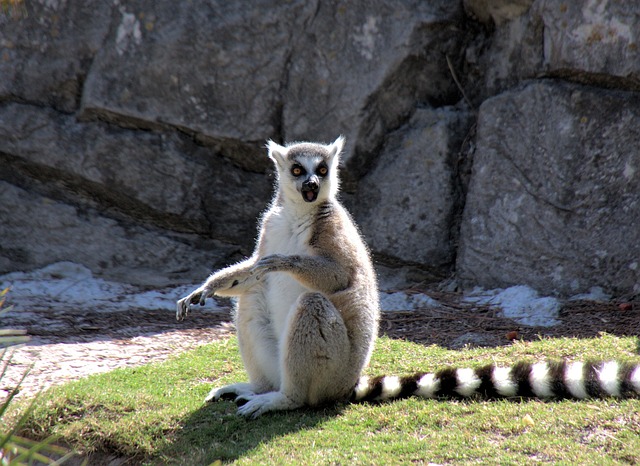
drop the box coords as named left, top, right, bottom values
left=175, top=299, right=187, bottom=321
left=257, top=257, right=277, bottom=268
left=251, top=261, right=275, bottom=279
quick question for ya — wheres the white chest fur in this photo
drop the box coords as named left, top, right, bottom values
left=262, top=205, right=314, bottom=339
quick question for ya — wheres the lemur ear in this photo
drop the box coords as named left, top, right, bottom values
left=267, top=140, right=287, bottom=166
left=327, top=136, right=345, bottom=161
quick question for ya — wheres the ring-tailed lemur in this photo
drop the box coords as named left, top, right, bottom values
left=177, top=137, right=640, bottom=418
left=177, top=136, right=379, bottom=418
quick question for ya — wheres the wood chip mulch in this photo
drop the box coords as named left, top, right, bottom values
left=381, top=291, right=640, bottom=349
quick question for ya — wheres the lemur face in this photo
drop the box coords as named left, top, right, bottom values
left=267, top=137, right=344, bottom=204
left=288, top=155, right=330, bottom=203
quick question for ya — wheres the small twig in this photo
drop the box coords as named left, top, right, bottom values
left=601, top=431, right=623, bottom=444
left=446, top=54, right=473, bottom=109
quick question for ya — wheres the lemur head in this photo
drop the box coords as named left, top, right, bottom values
left=267, top=136, right=344, bottom=204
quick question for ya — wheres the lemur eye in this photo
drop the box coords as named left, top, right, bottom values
left=291, top=165, right=305, bottom=177
left=317, top=165, right=328, bottom=177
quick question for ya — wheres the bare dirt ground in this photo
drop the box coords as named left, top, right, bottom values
left=1, top=307, right=235, bottom=400
left=2, top=293, right=638, bottom=401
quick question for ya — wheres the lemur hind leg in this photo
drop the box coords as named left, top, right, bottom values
left=206, top=295, right=279, bottom=403
left=236, top=292, right=351, bottom=418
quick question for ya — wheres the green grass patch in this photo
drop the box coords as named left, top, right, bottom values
left=15, top=333, right=640, bottom=465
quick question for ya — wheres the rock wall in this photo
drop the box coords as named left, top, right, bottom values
left=0, top=0, right=638, bottom=297
left=458, top=0, right=640, bottom=297
left=457, top=80, right=640, bottom=296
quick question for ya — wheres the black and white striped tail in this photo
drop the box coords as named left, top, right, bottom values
left=351, top=361, right=640, bottom=402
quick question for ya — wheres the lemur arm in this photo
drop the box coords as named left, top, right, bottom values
left=203, top=257, right=262, bottom=297
left=176, top=256, right=258, bottom=321
left=252, top=254, right=350, bottom=293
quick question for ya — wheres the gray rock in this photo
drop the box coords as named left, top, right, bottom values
left=80, top=0, right=316, bottom=172
left=464, top=1, right=640, bottom=102
left=464, top=0, right=534, bottom=26
left=535, top=0, right=640, bottom=85
left=1, top=0, right=639, bottom=299
left=283, top=0, right=465, bottom=186
left=0, top=103, right=272, bottom=247
left=352, top=107, right=473, bottom=273
left=0, top=181, right=236, bottom=286
left=457, top=80, right=640, bottom=296
left=0, top=1, right=111, bottom=112
left=379, top=291, right=440, bottom=312
left=464, top=285, right=560, bottom=327
left=465, top=5, right=543, bottom=101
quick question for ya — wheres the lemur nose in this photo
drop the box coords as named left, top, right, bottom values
left=303, top=176, right=319, bottom=191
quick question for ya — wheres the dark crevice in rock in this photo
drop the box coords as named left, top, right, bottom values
left=447, top=118, right=477, bottom=271
left=77, top=106, right=168, bottom=132
left=371, top=252, right=449, bottom=284
left=344, top=21, right=469, bottom=193
left=192, top=133, right=269, bottom=174
left=78, top=107, right=270, bottom=174
left=0, top=151, right=204, bottom=236
left=540, top=69, right=640, bottom=94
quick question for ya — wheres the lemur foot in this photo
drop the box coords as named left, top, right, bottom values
left=236, top=392, right=300, bottom=419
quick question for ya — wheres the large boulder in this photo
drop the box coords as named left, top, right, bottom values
left=0, top=102, right=273, bottom=283
left=2, top=0, right=467, bottom=176
left=0, top=103, right=271, bottom=245
left=284, top=0, right=465, bottom=187
left=464, top=0, right=640, bottom=104
left=80, top=0, right=318, bottom=173
left=0, top=1, right=112, bottom=113
left=0, top=181, right=236, bottom=287
left=536, top=0, right=640, bottom=86
left=352, top=106, right=473, bottom=275
left=80, top=0, right=466, bottom=178
left=0, top=0, right=468, bottom=285
left=457, top=79, right=640, bottom=296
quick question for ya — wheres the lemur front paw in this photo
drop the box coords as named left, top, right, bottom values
left=175, top=285, right=211, bottom=321
left=251, top=254, right=293, bottom=280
